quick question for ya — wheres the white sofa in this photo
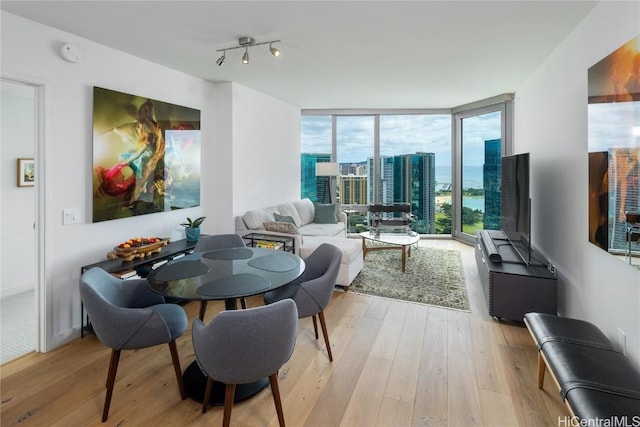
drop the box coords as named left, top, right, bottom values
left=235, top=198, right=363, bottom=288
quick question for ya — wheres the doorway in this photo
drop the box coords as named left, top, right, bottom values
left=0, top=78, right=41, bottom=363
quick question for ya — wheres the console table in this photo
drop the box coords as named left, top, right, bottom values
left=80, top=238, right=198, bottom=337
left=474, top=230, right=557, bottom=321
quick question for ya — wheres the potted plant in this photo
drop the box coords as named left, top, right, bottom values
left=181, top=216, right=206, bottom=242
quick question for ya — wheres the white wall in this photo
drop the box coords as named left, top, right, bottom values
left=1, top=81, right=36, bottom=298
left=230, top=83, right=301, bottom=216
left=1, top=12, right=301, bottom=351
left=515, top=1, right=640, bottom=367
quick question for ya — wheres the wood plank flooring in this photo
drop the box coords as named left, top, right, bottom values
left=0, top=239, right=569, bottom=426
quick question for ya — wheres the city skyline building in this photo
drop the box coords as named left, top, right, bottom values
left=483, top=138, right=501, bottom=230
left=340, top=175, right=368, bottom=205
left=392, top=152, right=436, bottom=234
left=300, top=153, right=330, bottom=202
left=303, top=151, right=438, bottom=234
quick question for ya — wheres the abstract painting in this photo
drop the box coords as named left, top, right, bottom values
left=92, top=87, right=201, bottom=222
left=588, top=36, right=639, bottom=266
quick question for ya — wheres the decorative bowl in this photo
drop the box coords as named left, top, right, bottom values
left=108, top=237, right=170, bottom=261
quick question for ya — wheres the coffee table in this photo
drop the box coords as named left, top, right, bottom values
left=359, top=231, right=420, bottom=272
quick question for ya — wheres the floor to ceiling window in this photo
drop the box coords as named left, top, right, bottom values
left=379, top=115, right=451, bottom=234
left=300, top=115, right=332, bottom=203
left=301, top=111, right=452, bottom=235
left=453, top=96, right=513, bottom=244
left=460, top=111, right=502, bottom=235
left=336, top=115, right=374, bottom=207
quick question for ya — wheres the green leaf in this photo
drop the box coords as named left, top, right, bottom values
left=181, top=216, right=206, bottom=228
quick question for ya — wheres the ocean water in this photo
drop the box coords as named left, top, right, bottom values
left=436, top=165, right=485, bottom=212
left=463, top=197, right=485, bottom=212
left=438, top=195, right=485, bottom=212
left=435, top=165, right=484, bottom=189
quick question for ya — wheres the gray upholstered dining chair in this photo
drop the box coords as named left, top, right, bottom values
left=195, top=233, right=248, bottom=313
left=263, top=243, right=342, bottom=362
left=79, top=267, right=187, bottom=422
left=192, top=299, right=298, bottom=427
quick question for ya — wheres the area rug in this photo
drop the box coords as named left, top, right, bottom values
left=351, top=247, right=469, bottom=311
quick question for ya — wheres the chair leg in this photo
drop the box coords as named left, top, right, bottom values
left=269, top=373, right=286, bottom=427
left=312, top=314, right=319, bottom=339
left=537, top=352, right=546, bottom=389
left=168, top=340, right=186, bottom=400
left=102, top=349, right=121, bottom=422
left=318, top=311, right=333, bottom=362
left=241, top=298, right=247, bottom=309
left=202, top=377, right=214, bottom=413
left=223, top=383, right=236, bottom=427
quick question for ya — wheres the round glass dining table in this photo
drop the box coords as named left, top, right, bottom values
left=146, top=246, right=305, bottom=405
left=147, top=246, right=305, bottom=312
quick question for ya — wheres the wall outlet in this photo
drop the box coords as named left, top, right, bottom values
left=617, top=328, right=627, bottom=355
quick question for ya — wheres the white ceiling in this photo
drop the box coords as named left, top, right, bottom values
left=1, top=1, right=597, bottom=109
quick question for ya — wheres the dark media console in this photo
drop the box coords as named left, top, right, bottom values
left=474, top=230, right=557, bottom=322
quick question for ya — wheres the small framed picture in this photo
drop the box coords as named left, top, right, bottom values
left=17, top=158, right=35, bottom=187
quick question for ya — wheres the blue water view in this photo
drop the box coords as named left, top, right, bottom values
left=437, top=165, right=485, bottom=212
left=435, top=165, right=484, bottom=189
left=463, top=197, right=485, bottom=212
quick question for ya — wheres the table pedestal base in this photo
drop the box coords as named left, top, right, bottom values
left=183, top=362, right=268, bottom=405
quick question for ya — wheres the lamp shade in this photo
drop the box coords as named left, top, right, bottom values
left=315, top=162, right=339, bottom=177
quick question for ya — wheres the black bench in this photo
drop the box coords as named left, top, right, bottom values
left=524, top=312, right=640, bottom=420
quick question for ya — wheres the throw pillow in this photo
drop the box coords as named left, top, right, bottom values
left=314, top=203, right=338, bottom=224
left=293, top=198, right=315, bottom=225
left=263, top=221, right=299, bottom=234
left=274, top=213, right=297, bottom=226
left=275, top=202, right=303, bottom=227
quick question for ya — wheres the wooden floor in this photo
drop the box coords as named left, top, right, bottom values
left=0, top=239, right=568, bottom=426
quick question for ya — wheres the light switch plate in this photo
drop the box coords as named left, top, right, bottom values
left=63, top=208, right=80, bottom=225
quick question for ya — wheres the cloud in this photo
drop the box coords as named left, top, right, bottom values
left=588, top=101, right=640, bottom=152
left=302, top=112, right=503, bottom=167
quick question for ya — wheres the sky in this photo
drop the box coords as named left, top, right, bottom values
left=301, top=111, right=502, bottom=168
left=588, top=101, right=640, bottom=152
left=302, top=104, right=640, bottom=168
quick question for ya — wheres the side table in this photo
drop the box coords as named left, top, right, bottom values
left=242, top=233, right=295, bottom=253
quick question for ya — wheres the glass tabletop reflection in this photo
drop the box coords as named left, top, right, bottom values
left=147, top=247, right=305, bottom=301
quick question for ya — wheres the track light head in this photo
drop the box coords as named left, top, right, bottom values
left=215, top=37, right=281, bottom=66
left=270, top=43, right=281, bottom=57
left=216, top=52, right=225, bottom=66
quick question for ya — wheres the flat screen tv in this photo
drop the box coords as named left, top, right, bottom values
left=500, top=152, right=531, bottom=265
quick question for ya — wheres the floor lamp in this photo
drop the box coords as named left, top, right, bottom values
left=316, top=162, right=339, bottom=204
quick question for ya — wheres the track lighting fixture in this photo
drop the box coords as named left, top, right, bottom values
left=215, top=36, right=281, bottom=66
left=216, top=52, right=225, bottom=66
left=270, top=43, right=281, bottom=57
